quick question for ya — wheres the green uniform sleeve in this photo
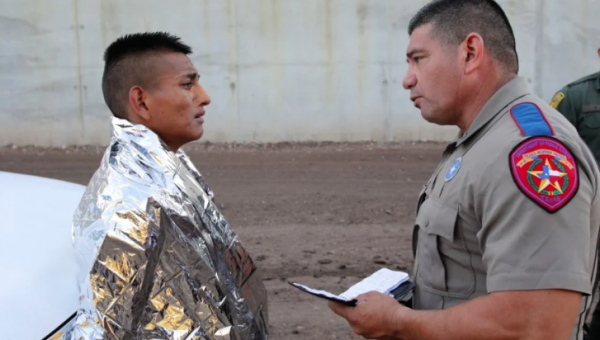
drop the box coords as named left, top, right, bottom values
left=551, top=88, right=578, bottom=127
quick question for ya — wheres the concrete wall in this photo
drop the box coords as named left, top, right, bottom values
left=1, top=0, right=599, bottom=146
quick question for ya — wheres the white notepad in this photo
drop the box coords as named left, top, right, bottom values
left=339, top=268, right=409, bottom=299
left=289, top=268, right=410, bottom=305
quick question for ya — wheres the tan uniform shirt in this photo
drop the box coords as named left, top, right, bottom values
left=413, top=77, right=600, bottom=340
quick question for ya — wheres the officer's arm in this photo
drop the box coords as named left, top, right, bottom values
left=391, top=289, right=581, bottom=340
left=393, top=137, right=594, bottom=340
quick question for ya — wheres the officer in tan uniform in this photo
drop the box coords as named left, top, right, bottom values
left=328, top=1, right=600, bottom=340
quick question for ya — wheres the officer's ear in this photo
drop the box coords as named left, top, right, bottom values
left=462, top=32, right=484, bottom=75
left=597, top=48, right=600, bottom=60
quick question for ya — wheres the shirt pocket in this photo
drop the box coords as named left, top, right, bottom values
left=582, top=105, right=600, bottom=129
left=415, top=197, right=475, bottom=298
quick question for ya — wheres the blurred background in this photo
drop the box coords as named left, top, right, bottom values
left=1, top=0, right=599, bottom=147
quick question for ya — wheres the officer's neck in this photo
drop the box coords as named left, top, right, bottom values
left=456, top=72, right=516, bottom=133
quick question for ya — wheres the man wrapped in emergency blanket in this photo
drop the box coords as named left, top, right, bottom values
left=63, top=32, right=268, bottom=340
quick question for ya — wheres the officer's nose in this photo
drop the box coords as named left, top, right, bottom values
left=403, top=70, right=417, bottom=90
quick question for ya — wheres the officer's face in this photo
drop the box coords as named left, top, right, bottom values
left=403, top=24, right=464, bottom=126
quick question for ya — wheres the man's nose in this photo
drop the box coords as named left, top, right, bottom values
left=193, top=85, right=211, bottom=106
left=403, top=71, right=417, bottom=90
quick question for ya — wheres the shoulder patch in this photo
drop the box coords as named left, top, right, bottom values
left=549, top=92, right=565, bottom=109
left=510, top=102, right=554, bottom=137
left=509, top=136, right=579, bottom=213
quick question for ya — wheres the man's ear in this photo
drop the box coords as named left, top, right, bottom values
left=128, top=86, right=151, bottom=121
left=462, top=32, right=485, bottom=74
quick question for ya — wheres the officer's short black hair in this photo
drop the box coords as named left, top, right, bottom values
left=408, top=0, right=519, bottom=74
left=102, top=32, right=192, bottom=118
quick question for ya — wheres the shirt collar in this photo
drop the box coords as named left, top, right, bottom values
left=456, top=76, right=530, bottom=147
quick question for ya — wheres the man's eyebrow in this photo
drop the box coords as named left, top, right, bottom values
left=182, top=72, right=199, bottom=80
left=406, top=49, right=427, bottom=59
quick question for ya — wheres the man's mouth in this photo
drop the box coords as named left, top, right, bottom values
left=410, top=96, right=423, bottom=108
left=194, top=111, right=205, bottom=123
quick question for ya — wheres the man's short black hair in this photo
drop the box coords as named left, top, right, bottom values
left=408, top=0, right=519, bottom=74
left=102, top=32, right=192, bottom=118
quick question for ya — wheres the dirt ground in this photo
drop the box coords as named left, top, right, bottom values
left=0, top=142, right=444, bottom=340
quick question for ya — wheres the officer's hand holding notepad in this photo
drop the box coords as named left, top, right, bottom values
left=289, top=268, right=413, bottom=306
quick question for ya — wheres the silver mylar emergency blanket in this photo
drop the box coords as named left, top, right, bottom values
left=60, top=117, right=268, bottom=340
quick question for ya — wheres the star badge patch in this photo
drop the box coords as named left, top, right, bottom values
left=509, top=137, right=579, bottom=213
left=445, top=157, right=462, bottom=182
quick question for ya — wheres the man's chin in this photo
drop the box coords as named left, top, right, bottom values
left=178, top=130, right=204, bottom=149
left=420, top=112, right=448, bottom=126
left=191, top=128, right=204, bottom=142
left=420, top=111, right=435, bottom=123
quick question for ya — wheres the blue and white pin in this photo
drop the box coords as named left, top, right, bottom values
left=445, top=157, right=462, bottom=182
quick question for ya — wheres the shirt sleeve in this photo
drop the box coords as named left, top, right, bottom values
left=473, top=139, right=596, bottom=294
left=552, top=88, right=579, bottom=127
